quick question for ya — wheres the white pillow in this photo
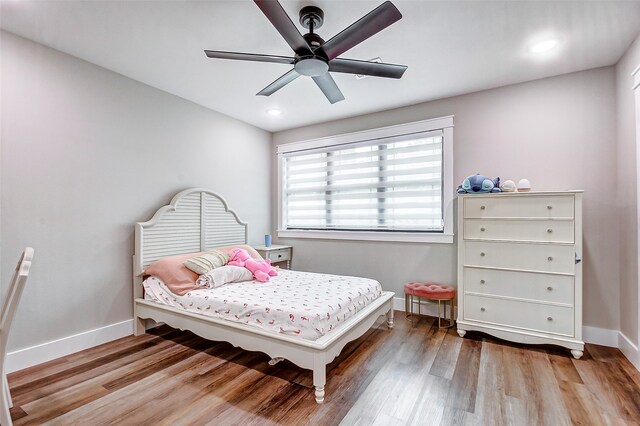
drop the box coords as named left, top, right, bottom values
left=196, top=265, right=253, bottom=289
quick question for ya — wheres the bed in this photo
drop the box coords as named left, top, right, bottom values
left=133, top=188, right=395, bottom=403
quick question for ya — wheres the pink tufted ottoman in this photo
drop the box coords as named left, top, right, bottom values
left=404, top=282, right=456, bottom=328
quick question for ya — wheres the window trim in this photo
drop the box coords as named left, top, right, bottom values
left=277, top=116, right=454, bottom=244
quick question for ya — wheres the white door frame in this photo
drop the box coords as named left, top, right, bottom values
left=634, top=63, right=640, bottom=353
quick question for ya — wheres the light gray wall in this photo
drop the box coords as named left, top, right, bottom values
left=616, top=33, right=640, bottom=345
left=0, top=31, right=271, bottom=352
left=273, top=67, right=618, bottom=331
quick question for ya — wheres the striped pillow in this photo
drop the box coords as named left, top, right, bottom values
left=183, top=249, right=229, bottom=275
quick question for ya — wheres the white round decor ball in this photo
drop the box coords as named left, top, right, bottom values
left=517, top=178, right=531, bottom=192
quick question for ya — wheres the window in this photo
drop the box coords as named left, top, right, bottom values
left=277, top=116, right=454, bottom=243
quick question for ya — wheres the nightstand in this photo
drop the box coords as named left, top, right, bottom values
left=254, top=244, right=292, bottom=269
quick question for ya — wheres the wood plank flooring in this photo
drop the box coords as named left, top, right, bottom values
left=8, top=313, right=640, bottom=425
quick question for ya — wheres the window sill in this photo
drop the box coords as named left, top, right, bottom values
left=277, top=229, right=454, bottom=244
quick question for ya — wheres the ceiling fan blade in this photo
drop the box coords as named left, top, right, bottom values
left=254, top=0, right=312, bottom=56
left=329, top=58, right=407, bottom=79
left=204, top=50, right=294, bottom=65
left=257, top=69, right=300, bottom=96
left=320, top=1, right=402, bottom=60
left=312, top=73, right=345, bottom=104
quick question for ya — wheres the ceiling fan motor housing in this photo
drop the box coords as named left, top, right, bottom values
left=303, top=32, right=325, bottom=50
left=296, top=29, right=328, bottom=77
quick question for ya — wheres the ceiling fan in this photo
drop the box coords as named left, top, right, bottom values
left=204, top=0, right=407, bottom=104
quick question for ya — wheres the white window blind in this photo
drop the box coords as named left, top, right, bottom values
left=282, top=130, right=444, bottom=232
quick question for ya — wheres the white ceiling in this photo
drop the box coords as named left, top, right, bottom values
left=2, top=1, right=640, bottom=132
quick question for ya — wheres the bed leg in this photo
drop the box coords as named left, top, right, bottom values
left=268, top=357, right=285, bottom=366
left=133, top=316, right=146, bottom=336
left=313, top=356, right=326, bottom=404
left=386, top=307, right=394, bottom=329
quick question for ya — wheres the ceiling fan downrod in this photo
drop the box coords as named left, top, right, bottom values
left=299, top=6, right=324, bottom=33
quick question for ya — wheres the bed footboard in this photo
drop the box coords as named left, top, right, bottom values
left=133, top=291, right=394, bottom=404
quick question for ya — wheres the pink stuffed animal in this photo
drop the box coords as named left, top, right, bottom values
left=227, top=248, right=278, bottom=282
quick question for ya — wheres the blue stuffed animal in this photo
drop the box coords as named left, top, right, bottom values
left=457, top=174, right=501, bottom=194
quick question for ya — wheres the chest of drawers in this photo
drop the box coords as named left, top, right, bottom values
left=456, top=191, right=584, bottom=359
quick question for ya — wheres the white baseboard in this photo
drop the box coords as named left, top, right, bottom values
left=6, top=319, right=133, bottom=373
left=582, top=326, right=619, bottom=347
left=393, top=296, right=442, bottom=317
left=618, top=331, right=640, bottom=371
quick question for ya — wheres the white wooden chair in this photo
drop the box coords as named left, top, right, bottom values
left=0, top=248, right=34, bottom=426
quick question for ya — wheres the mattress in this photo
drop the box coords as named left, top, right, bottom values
left=143, top=269, right=383, bottom=341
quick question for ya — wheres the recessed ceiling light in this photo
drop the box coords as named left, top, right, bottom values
left=266, top=108, right=282, bottom=116
left=529, top=39, right=559, bottom=54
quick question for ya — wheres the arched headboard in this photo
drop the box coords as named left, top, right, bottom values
left=133, top=188, right=248, bottom=298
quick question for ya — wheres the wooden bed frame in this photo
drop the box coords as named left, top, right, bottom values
left=133, top=188, right=395, bottom=403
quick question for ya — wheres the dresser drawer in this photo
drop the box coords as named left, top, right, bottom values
left=464, top=294, right=574, bottom=336
left=266, top=248, right=290, bottom=263
left=464, top=267, right=574, bottom=305
left=464, top=195, right=574, bottom=219
left=464, top=241, right=575, bottom=274
left=464, top=219, right=574, bottom=243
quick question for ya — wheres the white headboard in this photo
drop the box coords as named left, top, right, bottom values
left=133, top=188, right=248, bottom=286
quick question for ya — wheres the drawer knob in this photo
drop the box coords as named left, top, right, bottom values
left=480, top=205, right=486, bottom=210
left=547, top=317, right=553, bottom=321
left=547, top=205, right=553, bottom=210
left=480, top=307, right=486, bottom=312
left=547, top=286, right=553, bottom=291
left=480, top=227, right=486, bottom=232
left=547, top=256, right=553, bottom=261
left=480, top=279, right=486, bottom=284
left=547, top=228, right=553, bottom=233
left=278, top=254, right=282, bottom=258
left=480, top=252, right=486, bottom=257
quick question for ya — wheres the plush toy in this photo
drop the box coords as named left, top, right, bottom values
left=228, top=248, right=278, bottom=282
left=500, top=179, right=517, bottom=192
left=457, top=174, right=501, bottom=194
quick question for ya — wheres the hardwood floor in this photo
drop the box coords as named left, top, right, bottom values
left=8, top=313, right=640, bottom=425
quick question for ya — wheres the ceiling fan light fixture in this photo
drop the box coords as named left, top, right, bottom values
left=266, top=108, right=282, bottom=116
left=294, top=57, right=329, bottom=77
